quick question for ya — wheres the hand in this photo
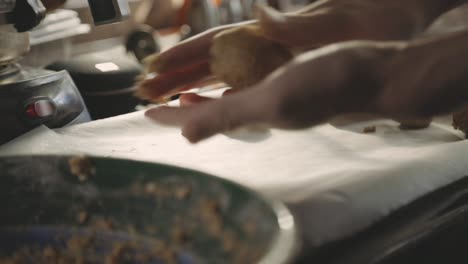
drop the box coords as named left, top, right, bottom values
left=145, top=41, right=402, bottom=143
left=138, top=0, right=448, bottom=101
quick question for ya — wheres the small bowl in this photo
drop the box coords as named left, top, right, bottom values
left=0, top=155, right=299, bottom=263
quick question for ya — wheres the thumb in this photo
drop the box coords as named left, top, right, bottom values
left=146, top=89, right=272, bottom=143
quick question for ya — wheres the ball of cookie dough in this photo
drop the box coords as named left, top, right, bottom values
left=210, top=25, right=293, bottom=89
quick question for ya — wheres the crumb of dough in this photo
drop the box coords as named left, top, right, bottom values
left=398, top=118, right=432, bottom=130
left=453, top=107, right=468, bottom=137
left=210, top=25, right=293, bottom=89
left=363, top=126, right=376, bottom=133
left=68, top=156, right=96, bottom=182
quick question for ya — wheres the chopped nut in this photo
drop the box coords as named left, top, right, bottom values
left=363, top=126, right=376, bottom=133
left=68, top=156, right=96, bottom=182
left=77, top=211, right=89, bottom=225
left=174, top=185, right=191, bottom=200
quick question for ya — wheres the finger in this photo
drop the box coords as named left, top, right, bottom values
left=183, top=94, right=271, bottom=143
left=137, top=61, right=212, bottom=100
left=257, top=5, right=354, bottom=49
left=180, top=93, right=214, bottom=106
left=145, top=89, right=270, bottom=143
left=145, top=105, right=194, bottom=127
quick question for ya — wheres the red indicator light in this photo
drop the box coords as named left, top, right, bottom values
left=25, top=100, right=55, bottom=119
left=25, top=104, right=38, bottom=118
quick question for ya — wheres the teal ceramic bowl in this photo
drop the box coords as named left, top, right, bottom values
left=0, top=155, right=299, bottom=263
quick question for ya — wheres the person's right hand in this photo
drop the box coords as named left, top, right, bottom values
left=137, top=0, right=453, bottom=102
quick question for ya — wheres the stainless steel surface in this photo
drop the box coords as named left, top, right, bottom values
left=0, top=63, right=20, bottom=80
left=0, top=65, right=46, bottom=85
left=0, top=25, right=29, bottom=65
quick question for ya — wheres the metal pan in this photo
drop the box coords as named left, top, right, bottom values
left=0, top=155, right=299, bottom=263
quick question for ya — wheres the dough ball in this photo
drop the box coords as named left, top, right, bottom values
left=210, top=25, right=293, bottom=89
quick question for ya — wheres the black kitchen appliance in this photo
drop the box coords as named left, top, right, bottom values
left=0, top=0, right=130, bottom=144
left=47, top=49, right=143, bottom=120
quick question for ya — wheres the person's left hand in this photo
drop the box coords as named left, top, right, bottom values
left=145, top=41, right=402, bottom=143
